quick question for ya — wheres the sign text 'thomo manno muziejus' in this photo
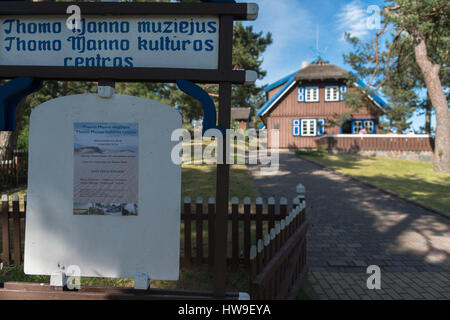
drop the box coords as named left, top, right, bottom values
left=0, top=16, right=219, bottom=69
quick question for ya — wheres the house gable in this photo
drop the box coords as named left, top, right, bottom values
left=258, top=59, right=388, bottom=148
left=258, top=60, right=388, bottom=118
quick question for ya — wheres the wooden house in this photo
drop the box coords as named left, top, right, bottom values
left=231, top=107, right=251, bottom=130
left=258, top=58, right=386, bottom=149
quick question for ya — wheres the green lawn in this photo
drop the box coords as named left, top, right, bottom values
left=182, top=164, right=259, bottom=201
left=297, top=151, right=450, bottom=214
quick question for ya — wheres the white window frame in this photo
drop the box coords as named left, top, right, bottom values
left=325, top=86, right=339, bottom=102
left=301, top=119, right=317, bottom=136
left=353, top=120, right=363, bottom=134
left=364, top=120, right=374, bottom=134
left=305, top=86, right=319, bottom=102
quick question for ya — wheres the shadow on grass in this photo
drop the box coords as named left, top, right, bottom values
left=298, top=153, right=450, bottom=213
left=182, top=164, right=259, bottom=201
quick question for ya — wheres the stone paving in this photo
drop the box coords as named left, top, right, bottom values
left=248, top=150, right=450, bottom=300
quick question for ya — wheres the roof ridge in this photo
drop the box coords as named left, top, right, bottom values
left=257, top=75, right=296, bottom=116
left=264, top=69, right=300, bottom=92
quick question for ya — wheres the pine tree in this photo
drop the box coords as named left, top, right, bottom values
left=343, top=0, right=450, bottom=172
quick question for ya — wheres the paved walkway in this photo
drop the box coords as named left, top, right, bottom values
left=248, top=151, right=450, bottom=300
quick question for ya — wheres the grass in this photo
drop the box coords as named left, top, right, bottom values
left=296, top=150, right=450, bottom=214
left=182, top=164, right=259, bottom=201
left=296, top=280, right=313, bottom=300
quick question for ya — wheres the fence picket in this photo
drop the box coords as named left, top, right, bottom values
left=255, top=197, right=263, bottom=246
left=280, top=197, right=287, bottom=219
left=231, top=197, right=239, bottom=270
left=268, top=197, right=275, bottom=231
left=249, top=245, right=257, bottom=280
left=14, top=156, right=19, bottom=186
left=249, top=245, right=257, bottom=299
left=243, top=197, right=251, bottom=265
left=12, top=196, right=21, bottom=265
left=183, top=197, right=192, bottom=267
left=256, top=239, right=263, bottom=275
left=195, top=197, right=203, bottom=267
left=274, top=225, right=281, bottom=297
left=1, top=195, right=10, bottom=265
left=263, top=233, right=270, bottom=267
left=263, top=233, right=271, bottom=299
left=23, top=196, right=27, bottom=233
left=208, top=197, right=215, bottom=268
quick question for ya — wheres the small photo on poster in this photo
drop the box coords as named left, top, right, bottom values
left=73, top=122, right=139, bottom=216
left=73, top=202, right=138, bottom=216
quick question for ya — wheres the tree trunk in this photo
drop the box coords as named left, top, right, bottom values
left=413, top=31, right=450, bottom=173
left=0, top=99, right=26, bottom=159
left=0, top=131, right=13, bottom=159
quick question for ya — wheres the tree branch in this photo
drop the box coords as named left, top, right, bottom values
left=375, top=29, right=403, bottom=91
left=369, top=20, right=389, bottom=86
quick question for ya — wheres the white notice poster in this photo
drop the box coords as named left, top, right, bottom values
left=73, top=122, right=139, bottom=216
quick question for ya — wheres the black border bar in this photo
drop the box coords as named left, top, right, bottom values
left=0, top=66, right=246, bottom=84
left=0, top=2, right=251, bottom=20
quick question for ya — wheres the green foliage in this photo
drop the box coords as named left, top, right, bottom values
left=295, top=148, right=327, bottom=158
left=343, top=0, right=450, bottom=134
left=169, top=22, right=272, bottom=123
left=0, top=265, right=49, bottom=284
left=17, top=81, right=97, bottom=150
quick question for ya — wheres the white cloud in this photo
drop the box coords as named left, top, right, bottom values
left=336, top=0, right=370, bottom=40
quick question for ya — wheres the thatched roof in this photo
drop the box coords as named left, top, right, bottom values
left=295, top=58, right=348, bottom=81
left=231, top=107, right=251, bottom=121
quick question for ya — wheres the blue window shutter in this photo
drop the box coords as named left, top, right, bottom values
left=297, top=87, right=304, bottom=102
left=293, top=119, right=301, bottom=136
left=339, top=85, right=347, bottom=101
left=293, top=119, right=302, bottom=136
left=317, top=119, right=325, bottom=136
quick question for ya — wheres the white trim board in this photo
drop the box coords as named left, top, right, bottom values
left=320, top=134, right=432, bottom=138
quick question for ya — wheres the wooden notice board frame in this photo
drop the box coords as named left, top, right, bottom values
left=0, top=2, right=253, bottom=83
left=0, top=1, right=258, bottom=299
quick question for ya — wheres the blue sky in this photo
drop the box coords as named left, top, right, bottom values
left=243, top=0, right=435, bottom=133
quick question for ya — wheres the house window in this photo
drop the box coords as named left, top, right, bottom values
left=364, top=120, right=375, bottom=134
left=353, top=120, right=363, bottom=134
left=274, top=123, right=280, bottom=130
left=325, top=86, right=339, bottom=102
left=301, top=119, right=317, bottom=136
left=305, top=86, right=319, bottom=102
